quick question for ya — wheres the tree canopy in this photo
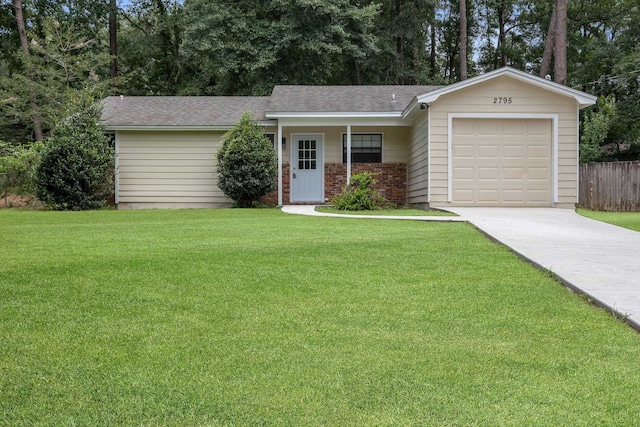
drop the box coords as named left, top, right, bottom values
left=0, top=0, right=638, bottom=160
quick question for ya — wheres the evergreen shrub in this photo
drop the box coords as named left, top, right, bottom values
left=36, top=105, right=114, bottom=210
left=331, top=171, right=393, bottom=211
left=216, top=112, right=276, bottom=207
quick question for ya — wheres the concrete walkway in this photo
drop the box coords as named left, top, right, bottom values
left=280, top=205, right=466, bottom=221
left=282, top=205, right=640, bottom=329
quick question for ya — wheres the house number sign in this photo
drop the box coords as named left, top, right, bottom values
left=493, top=97, right=513, bottom=104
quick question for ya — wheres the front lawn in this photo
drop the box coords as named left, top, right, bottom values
left=1, top=209, right=640, bottom=425
left=577, top=208, right=640, bottom=231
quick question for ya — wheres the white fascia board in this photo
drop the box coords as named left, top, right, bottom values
left=103, top=125, right=233, bottom=131
left=406, top=67, right=597, bottom=117
left=274, top=116, right=408, bottom=127
left=265, top=111, right=403, bottom=119
left=402, top=98, right=420, bottom=119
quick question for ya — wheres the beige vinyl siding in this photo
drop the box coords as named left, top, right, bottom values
left=116, top=131, right=230, bottom=209
left=282, top=126, right=410, bottom=163
left=428, top=75, right=579, bottom=208
left=407, top=110, right=429, bottom=206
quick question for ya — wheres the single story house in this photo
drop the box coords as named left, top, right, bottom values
left=101, top=67, right=597, bottom=209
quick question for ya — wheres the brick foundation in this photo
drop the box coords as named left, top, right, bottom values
left=262, top=162, right=407, bottom=206
left=325, top=163, right=407, bottom=206
left=261, top=162, right=290, bottom=205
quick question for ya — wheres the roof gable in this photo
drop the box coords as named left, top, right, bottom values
left=404, top=67, right=596, bottom=118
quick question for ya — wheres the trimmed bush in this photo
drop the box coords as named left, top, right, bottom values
left=36, top=105, right=114, bottom=210
left=216, top=111, right=276, bottom=207
left=331, top=171, right=393, bottom=210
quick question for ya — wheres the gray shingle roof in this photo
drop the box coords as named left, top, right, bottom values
left=101, top=96, right=271, bottom=128
left=269, top=85, right=441, bottom=113
left=101, top=85, right=442, bottom=127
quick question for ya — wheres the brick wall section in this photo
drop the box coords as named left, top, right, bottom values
left=261, top=162, right=290, bottom=205
left=262, top=162, right=407, bottom=206
left=325, top=163, right=407, bottom=206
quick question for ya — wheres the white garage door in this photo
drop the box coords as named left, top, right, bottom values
left=452, top=118, right=552, bottom=206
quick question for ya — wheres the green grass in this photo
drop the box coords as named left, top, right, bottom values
left=1, top=209, right=640, bottom=426
left=315, top=206, right=455, bottom=216
left=577, top=208, right=640, bottom=231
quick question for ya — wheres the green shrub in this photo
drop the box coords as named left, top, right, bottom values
left=0, top=141, right=44, bottom=195
left=580, top=95, right=615, bottom=163
left=216, top=111, right=276, bottom=207
left=36, top=105, right=114, bottom=210
left=331, top=171, right=393, bottom=211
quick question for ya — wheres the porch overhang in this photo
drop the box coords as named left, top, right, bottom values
left=265, top=112, right=408, bottom=127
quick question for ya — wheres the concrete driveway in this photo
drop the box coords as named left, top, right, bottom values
left=446, top=208, right=640, bottom=329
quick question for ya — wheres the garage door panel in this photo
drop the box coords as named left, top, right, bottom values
left=502, top=122, right=526, bottom=135
left=477, top=189, right=500, bottom=201
left=452, top=118, right=552, bottom=207
left=453, top=189, right=474, bottom=202
left=527, top=146, right=549, bottom=159
left=478, top=167, right=499, bottom=180
left=527, top=121, right=551, bottom=135
left=454, top=167, right=474, bottom=180
left=477, top=121, right=501, bottom=135
left=503, top=190, right=525, bottom=202
left=528, top=167, right=550, bottom=180
left=454, top=120, right=476, bottom=135
left=478, top=145, right=500, bottom=158
left=503, top=145, right=524, bottom=157
left=454, top=145, right=475, bottom=157
left=503, top=167, right=525, bottom=179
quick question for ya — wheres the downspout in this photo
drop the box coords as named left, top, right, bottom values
left=277, top=121, right=283, bottom=206
left=346, top=125, right=352, bottom=184
left=114, top=134, right=119, bottom=205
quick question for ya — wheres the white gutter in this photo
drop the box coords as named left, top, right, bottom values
left=265, top=111, right=403, bottom=119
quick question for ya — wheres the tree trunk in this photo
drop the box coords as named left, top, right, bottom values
left=459, top=0, right=468, bottom=80
left=109, top=0, right=118, bottom=81
left=14, top=0, right=43, bottom=141
left=497, top=2, right=508, bottom=67
left=395, top=0, right=402, bottom=55
left=539, top=3, right=556, bottom=78
left=430, top=22, right=437, bottom=78
left=554, top=0, right=568, bottom=85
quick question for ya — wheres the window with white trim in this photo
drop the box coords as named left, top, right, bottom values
left=264, top=133, right=276, bottom=149
left=342, top=133, right=382, bottom=163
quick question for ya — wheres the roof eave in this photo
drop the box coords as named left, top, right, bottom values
left=265, top=111, right=403, bottom=119
left=102, top=120, right=277, bottom=131
left=103, top=125, right=234, bottom=131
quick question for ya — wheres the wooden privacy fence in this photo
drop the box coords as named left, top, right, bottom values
left=579, top=161, right=640, bottom=211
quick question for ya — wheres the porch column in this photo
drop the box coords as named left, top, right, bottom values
left=346, top=125, right=352, bottom=184
left=277, top=122, right=283, bottom=206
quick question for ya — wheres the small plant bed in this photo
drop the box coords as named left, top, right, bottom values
left=577, top=208, right=640, bottom=232
left=316, top=206, right=456, bottom=216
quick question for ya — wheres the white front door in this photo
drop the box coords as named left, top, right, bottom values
left=291, top=134, right=323, bottom=202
